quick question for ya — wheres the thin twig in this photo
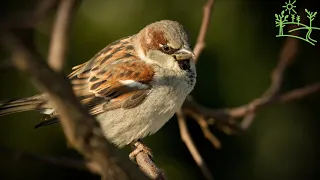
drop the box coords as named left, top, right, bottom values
left=264, top=10, right=304, bottom=98
left=279, top=83, right=320, bottom=102
left=240, top=14, right=302, bottom=129
left=193, top=0, right=214, bottom=62
left=48, top=0, right=78, bottom=71
left=197, top=118, right=221, bottom=149
left=264, top=37, right=299, bottom=97
left=183, top=82, right=320, bottom=127
left=182, top=8, right=320, bottom=134
left=186, top=111, right=221, bottom=148
left=177, top=110, right=214, bottom=180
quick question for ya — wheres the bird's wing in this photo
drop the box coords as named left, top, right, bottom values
left=68, top=36, right=155, bottom=116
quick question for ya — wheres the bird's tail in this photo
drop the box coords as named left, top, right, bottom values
left=0, top=95, right=44, bottom=116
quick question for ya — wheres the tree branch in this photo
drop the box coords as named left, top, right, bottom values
left=48, top=0, right=78, bottom=71
left=177, top=0, right=215, bottom=179
left=135, top=152, right=166, bottom=180
left=1, top=0, right=164, bottom=178
left=182, top=7, right=319, bottom=134
left=47, top=0, right=165, bottom=178
left=1, top=1, right=318, bottom=180
left=178, top=4, right=319, bottom=179
left=240, top=9, right=304, bottom=129
left=183, top=82, right=320, bottom=125
left=193, top=0, right=215, bottom=62
left=187, top=111, right=221, bottom=149
left=177, top=110, right=214, bottom=180
left=4, top=33, right=148, bottom=180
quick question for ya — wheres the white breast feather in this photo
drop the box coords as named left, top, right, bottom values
left=96, top=67, right=195, bottom=147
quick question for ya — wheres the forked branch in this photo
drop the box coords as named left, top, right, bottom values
left=178, top=3, right=320, bottom=180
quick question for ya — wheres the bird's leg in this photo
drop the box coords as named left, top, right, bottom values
left=129, top=139, right=153, bottom=162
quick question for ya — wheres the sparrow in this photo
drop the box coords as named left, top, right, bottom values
left=0, top=20, right=196, bottom=158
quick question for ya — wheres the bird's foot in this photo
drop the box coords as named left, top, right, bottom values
left=129, top=141, right=153, bottom=162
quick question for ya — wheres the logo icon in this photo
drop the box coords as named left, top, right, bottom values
left=275, top=0, right=320, bottom=46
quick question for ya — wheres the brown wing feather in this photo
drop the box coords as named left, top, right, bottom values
left=67, top=36, right=155, bottom=116
left=121, top=90, right=151, bottom=109
left=88, top=89, right=151, bottom=115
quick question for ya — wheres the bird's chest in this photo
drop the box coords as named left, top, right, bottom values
left=95, top=69, right=194, bottom=146
left=144, top=76, right=192, bottom=134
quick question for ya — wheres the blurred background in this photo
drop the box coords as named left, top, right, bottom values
left=0, top=0, right=319, bottom=179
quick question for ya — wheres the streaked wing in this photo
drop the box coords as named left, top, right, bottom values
left=68, top=36, right=154, bottom=116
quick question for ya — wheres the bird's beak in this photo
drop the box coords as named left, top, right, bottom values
left=172, top=46, right=195, bottom=61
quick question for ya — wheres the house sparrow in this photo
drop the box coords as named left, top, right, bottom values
left=0, top=20, right=196, bottom=158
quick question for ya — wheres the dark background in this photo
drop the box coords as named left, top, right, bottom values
left=0, top=0, right=319, bottom=180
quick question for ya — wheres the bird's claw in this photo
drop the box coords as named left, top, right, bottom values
left=129, top=141, right=153, bottom=162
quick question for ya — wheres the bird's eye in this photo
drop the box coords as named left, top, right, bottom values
left=160, top=44, right=171, bottom=53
